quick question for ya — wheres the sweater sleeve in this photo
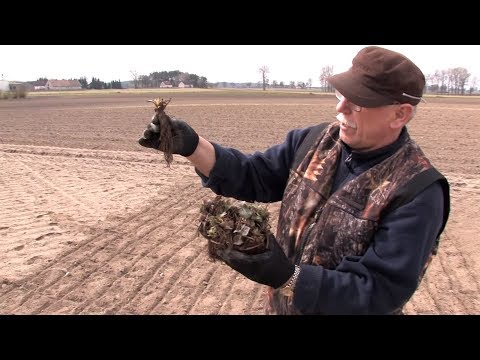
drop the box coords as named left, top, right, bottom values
left=195, top=127, right=312, bottom=203
left=292, top=180, right=446, bottom=314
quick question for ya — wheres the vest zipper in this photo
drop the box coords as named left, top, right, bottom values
left=345, top=153, right=354, bottom=172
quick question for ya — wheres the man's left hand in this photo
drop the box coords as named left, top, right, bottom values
left=216, top=234, right=295, bottom=288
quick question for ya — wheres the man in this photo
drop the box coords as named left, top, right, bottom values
left=139, top=46, right=450, bottom=315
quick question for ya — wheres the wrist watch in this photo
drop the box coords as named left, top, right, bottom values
left=279, top=265, right=300, bottom=297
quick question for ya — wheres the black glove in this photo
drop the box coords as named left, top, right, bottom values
left=138, top=116, right=199, bottom=157
left=216, top=234, right=295, bottom=289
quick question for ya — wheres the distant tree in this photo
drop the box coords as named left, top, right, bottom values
left=110, top=80, right=122, bottom=89
left=37, top=77, right=48, bottom=82
left=439, top=70, right=448, bottom=94
left=130, top=70, right=139, bottom=89
left=138, top=75, right=150, bottom=88
left=451, top=67, right=470, bottom=95
left=149, top=72, right=163, bottom=88
left=89, top=77, right=106, bottom=89
left=319, top=66, right=334, bottom=92
left=78, top=76, right=88, bottom=89
left=279, top=81, right=285, bottom=88
left=427, top=68, right=470, bottom=95
left=197, top=76, right=208, bottom=88
left=183, top=73, right=196, bottom=87
left=289, top=81, right=295, bottom=89
left=469, top=76, right=477, bottom=95
left=307, top=78, right=312, bottom=89
left=258, top=65, right=269, bottom=91
left=272, top=80, right=278, bottom=88
left=167, top=70, right=181, bottom=86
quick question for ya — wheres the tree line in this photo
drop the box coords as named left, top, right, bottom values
left=35, top=70, right=209, bottom=90
left=34, top=65, right=477, bottom=94
left=320, top=66, right=477, bottom=95
left=129, top=70, right=208, bottom=89
left=77, top=77, right=123, bottom=89
left=257, top=65, right=477, bottom=95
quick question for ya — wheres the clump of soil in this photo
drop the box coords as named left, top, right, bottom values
left=147, top=97, right=174, bottom=167
left=198, top=195, right=271, bottom=260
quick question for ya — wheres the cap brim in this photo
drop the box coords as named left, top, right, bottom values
left=327, top=70, right=393, bottom=108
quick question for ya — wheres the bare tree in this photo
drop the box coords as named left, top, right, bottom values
left=150, top=72, right=163, bottom=88
left=451, top=67, right=470, bottom=95
left=139, top=75, right=150, bottom=88
left=319, top=66, right=334, bottom=92
left=440, top=70, right=448, bottom=94
left=469, top=76, right=477, bottom=95
left=130, top=70, right=139, bottom=89
left=258, top=65, right=269, bottom=91
left=428, top=67, right=472, bottom=95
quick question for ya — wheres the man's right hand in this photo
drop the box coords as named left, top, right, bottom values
left=138, top=116, right=200, bottom=157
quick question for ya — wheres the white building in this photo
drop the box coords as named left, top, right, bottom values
left=159, top=81, right=173, bottom=88
left=178, top=81, right=193, bottom=88
left=0, top=80, right=9, bottom=92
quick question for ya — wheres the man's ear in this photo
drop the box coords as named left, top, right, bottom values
left=390, top=104, right=414, bottom=129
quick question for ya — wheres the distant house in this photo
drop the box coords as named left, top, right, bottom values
left=159, top=81, right=173, bottom=88
left=45, top=79, right=82, bottom=91
left=30, top=79, right=48, bottom=91
left=178, top=81, right=193, bottom=88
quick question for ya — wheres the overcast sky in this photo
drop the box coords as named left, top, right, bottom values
left=2, top=45, right=480, bottom=87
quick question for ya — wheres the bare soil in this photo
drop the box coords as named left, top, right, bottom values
left=0, top=91, right=478, bottom=314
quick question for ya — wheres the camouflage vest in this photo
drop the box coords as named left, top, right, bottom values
left=266, top=122, right=440, bottom=315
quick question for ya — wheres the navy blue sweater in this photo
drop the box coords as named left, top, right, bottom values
left=196, top=125, right=445, bottom=314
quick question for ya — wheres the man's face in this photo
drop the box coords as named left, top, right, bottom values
left=334, top=91, right=402, bottom=152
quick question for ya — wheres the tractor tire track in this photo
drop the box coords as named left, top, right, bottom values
left=0, top=183, right=199, bottom=313
left=68, top=191, right=210, bottom=314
